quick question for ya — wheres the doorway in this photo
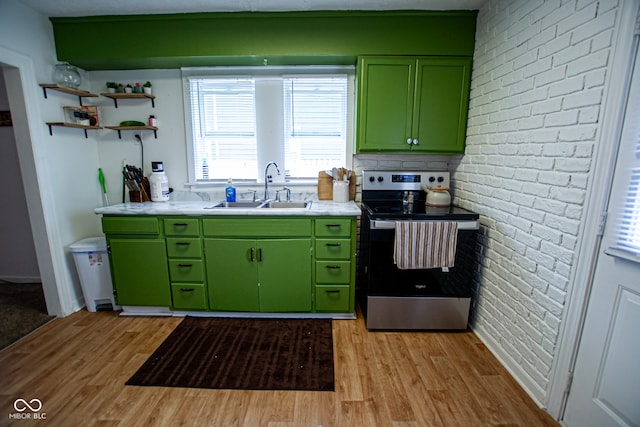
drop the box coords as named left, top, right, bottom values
left=0, top=47, right=63, bottom=318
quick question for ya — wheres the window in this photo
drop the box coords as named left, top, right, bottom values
left=606, top=48, right=640, bottom=262
left=185, top=68, right=354, bottom=182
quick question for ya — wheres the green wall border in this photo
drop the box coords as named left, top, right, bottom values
left=51, top=10, right=477, bottom=70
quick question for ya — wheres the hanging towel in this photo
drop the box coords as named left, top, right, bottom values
left=393, top=221, right=459, bottom=270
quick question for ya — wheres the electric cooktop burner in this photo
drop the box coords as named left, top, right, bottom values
left=363, top=202, right=478, bottom=220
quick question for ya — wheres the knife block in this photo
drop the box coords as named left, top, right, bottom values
left=129, top=178, right=151, bottom=202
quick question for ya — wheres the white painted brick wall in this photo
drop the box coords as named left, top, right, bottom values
left=451, top=0, right=621, bottom=404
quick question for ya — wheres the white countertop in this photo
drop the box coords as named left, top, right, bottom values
left=94, top=200, right=361, bottom=216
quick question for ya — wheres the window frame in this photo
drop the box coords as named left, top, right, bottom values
left=182, top=66, right=355, bottom=186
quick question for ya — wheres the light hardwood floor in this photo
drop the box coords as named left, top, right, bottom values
left=0, top=309, right=559, bottom=426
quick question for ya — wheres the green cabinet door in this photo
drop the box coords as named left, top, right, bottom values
left=205, top=238, right=259, bottom=311
left=108, top=238, right=171, bottom=306
left=356, top=56, right=471, bottom=154
left=205, top=238, right=312, bottom=312
left=357, top=57, right=415, bottom=152
left=412, top=57, right=471, bottom=153
left=258, top=239, right=312, bottom=312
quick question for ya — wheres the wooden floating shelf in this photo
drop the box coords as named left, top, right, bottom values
left=39, top=84, right=98, bottom=106
left=46, top=122, right=101, bottom=138
left=100, top=92, right=156, bottom=108
left=104, top=125, right=158, bottom=139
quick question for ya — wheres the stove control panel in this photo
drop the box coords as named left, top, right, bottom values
left=362, top=170, right=450, bottom=191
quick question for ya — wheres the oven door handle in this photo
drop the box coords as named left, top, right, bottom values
left=370, top=220, right=479, bottom=231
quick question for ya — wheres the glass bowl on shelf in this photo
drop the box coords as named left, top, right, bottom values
left=53, top=62, right=81, bottom=89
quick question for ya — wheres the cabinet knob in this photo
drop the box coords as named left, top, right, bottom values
left=413, top=139, right=419, bottom=145
left=406, top=138, right=413, bottom=145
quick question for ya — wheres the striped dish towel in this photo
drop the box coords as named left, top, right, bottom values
left=393, top=221, right=459, bottom=270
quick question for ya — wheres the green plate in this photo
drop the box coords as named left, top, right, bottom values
left=119, top=120, right=145, bottom=127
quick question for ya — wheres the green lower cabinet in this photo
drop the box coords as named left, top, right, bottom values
left=316, top=260, right=352, bottom=284
left=205, top=239, right=260, bottom=311
left=258, top=239, right=312, bottom=312
left=171, top=283, right=208, bottom=310
left=315, top=286, right=350, bottom=312
left=205, top=238, right=312, bottom=312
left=168, top=259, right=205, bottom=282
left=108, top=238, right=171, bottom=307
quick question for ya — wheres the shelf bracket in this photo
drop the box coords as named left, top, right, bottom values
left=111, top=98, right=119, bottom=108
left=47, top=124, right=89, bottom=139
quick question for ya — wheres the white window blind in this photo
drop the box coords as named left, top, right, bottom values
left=189, top=78, right=257, bottom=180
left=613, top=137, right=640, bottom=257
left=186, top=69, right=352, bottom=182
left=283, top=77, right=348, bottom=177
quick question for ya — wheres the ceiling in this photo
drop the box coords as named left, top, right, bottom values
left=17, top=0, right=485, bottom=17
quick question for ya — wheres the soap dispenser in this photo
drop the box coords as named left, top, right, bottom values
left=225, top=178, right=236, bottom=202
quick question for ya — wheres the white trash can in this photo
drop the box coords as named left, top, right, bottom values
left=69, top=236, right=119, bottom=312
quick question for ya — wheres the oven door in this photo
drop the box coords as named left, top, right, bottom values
left=364, top=219, right=479, bottom=298
left=359, top=218, right=479, bottom=329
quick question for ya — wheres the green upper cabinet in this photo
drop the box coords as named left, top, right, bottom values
left=356, top=56, right=472, bottom=154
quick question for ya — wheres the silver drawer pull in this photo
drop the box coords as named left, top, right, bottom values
left=325, top=243, right=342, bottom=247
left=325, top=289, right=340, bottom=294
left=180, top=288, right=195, bottom=292
left=325, top=265, right=341, bottom=269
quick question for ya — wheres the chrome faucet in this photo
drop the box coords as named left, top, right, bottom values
left=275, top=187, right=291, bottom=202
left=263, top=161, right=280, bottom=201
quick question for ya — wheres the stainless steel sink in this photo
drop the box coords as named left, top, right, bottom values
left=205, top=200, right=311, bottom=209
left=205, top=201, right=263, bottom=209
left=259, top=201, right=312, bottom=209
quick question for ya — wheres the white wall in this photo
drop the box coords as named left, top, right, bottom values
left=452, top=0, right=621, bottom=405
left=90, top=69, right=186, bottom=202
left=0, top=72, right=40, bottom=282
left=0, top=0, right=105, bottom=314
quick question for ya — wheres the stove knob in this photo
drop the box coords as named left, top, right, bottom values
left=369, top=176, right=375, bottom=182
left=429, top=176, right=436, bottom=182
left=377, top=176, right=384, bottom=182
left=437, top=176, right=444, bottom=183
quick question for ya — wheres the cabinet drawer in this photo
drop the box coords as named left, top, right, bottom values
left=315, top=285, right=350, bottom=312
left=315, top=261, right=351, bottom=284
left=315, top=239, right=351, bottom=260
left=203, top=218, right=311, bottom=237
left=169, top=259, right=204, bottom=282
left=315, top=219, right=351, bottom=237
left=171, top=283, right=208, bottom=310
left=164, top=218, right=199, bottom=236
left=102, top=216, right=159, bottom=235
left=166, top=238, right=202, bottom=258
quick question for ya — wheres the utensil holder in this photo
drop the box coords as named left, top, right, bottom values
left=332, top=181, right=349, bottom=203
left=318, top=170, right=355, bottom=200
